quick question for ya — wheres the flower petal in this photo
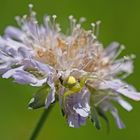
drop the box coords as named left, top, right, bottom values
left=99, top=101, right=125, bottom=129
left=117, top=98, right=132, bottom=111
left=45, top=75, right=55, bottom=108
left=68, top=114, right=86, bottom=128
left=110, top=58, right=133, bottom=77
left=110, top=108, right=125, bottom=129
left=63, top=88, right=90, bottom=127
left=104, top=42, right=120, bottom=59
left=28, top=84, right=51, bottom=109
left=4, top=26, right=24, bottom=41
left=99, top=79, right=140, bottom=101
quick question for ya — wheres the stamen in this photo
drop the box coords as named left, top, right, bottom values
left=69, top=15, right=77, bottom=33
left=56, top=24, right=61, bottom=32
left=95, top=20, right=101, bottom=37
left=52, top=15, right=57, bottom=20
left=72, top=19, right=76, bottom=25
left=28, top=3, right=33, bottom=9
left=130, top=54, right=136, bottom=59
left=23, top=15, right=27, bottom=19
left=34, top=20, right=38, bottom=24
left=76, top=24, right=81, bottom=29
left=28, top=4, right=34, bottom=13
left=31, top=11, right=37, bottom=17
left=69, top=15, right=73, bottom=20
left=15, top=16, right=22, bottom=26
left=113, top=44, right=125, bottom=60
left=69, top=15, right=74, bottom=33
left=124, top=56, right=130, bottom=60
left=52, top=15, right=58, bottom=31
left=79, top=17, right=86, bottom=23
left=91, top=22, right=95, bottom=34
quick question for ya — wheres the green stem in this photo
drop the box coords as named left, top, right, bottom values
left=30, top=105, right=54, bottom=140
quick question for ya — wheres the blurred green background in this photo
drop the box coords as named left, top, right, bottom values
left=0, top=0, right=140, bottom=140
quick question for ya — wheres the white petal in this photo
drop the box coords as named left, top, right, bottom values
left=117, top=88, right=140, bottom=101
left=5, top=26, right=24, bottom=40
left=110, top=108, right=125, bottom=129
left=99, top=79, right=140, bottom=101
left=118, top=99, right=133, bottom=111
left=73, top=107, right=88, bottom=117
left=104, top=42, right=120, bottom=59
left=69, top=121, right=75, bottom=128
left=111, top=58, right=133, bottom=76
left=2, top=66, right=23, bottom=79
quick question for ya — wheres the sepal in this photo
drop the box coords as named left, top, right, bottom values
left=28, top=84, right=51, bottom=109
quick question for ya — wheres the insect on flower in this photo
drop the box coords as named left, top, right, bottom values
left=0, top=4, right=140, bottom=129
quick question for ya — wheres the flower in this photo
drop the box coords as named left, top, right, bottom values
left=0, top=4, right=140, bottom=129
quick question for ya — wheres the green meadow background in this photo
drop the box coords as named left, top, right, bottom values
left=0, top=0, right=140, bottom=139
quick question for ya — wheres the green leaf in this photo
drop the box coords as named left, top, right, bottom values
left=28, top=84, right=51, bottom=109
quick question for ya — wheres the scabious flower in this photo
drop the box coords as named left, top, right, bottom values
left=0, top=4, right=140, bottom=129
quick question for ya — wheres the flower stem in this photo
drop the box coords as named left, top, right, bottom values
left=30, top=105, right=54, bottom=140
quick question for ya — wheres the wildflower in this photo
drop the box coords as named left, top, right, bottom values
left=0, top=4, right=140, bottom=129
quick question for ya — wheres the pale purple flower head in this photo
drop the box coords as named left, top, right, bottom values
left=0, top=4, right=140, bottom=129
